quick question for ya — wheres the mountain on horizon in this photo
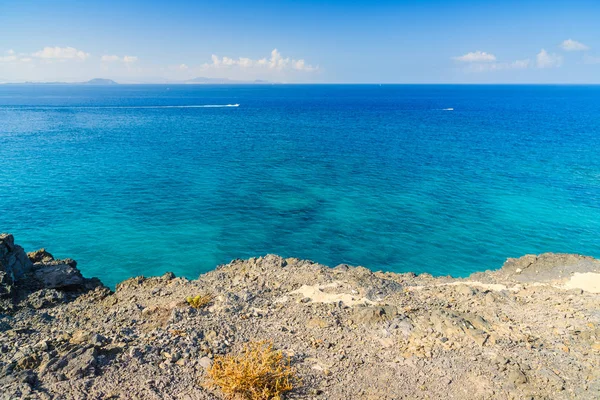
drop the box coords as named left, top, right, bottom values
left=2, top=78, right=119, bottom=85
left=83, top=78, right=118, bottom=85
left=1, top=77, right=274, bottom=85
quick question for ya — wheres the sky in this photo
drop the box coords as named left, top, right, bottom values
left=1, top=0, right=599, bottom=83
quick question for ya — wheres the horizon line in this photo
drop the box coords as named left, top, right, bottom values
left=2, top=81, right=600, bottom=86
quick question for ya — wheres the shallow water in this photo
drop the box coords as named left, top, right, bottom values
left=1, top=84, right=600, bottom=287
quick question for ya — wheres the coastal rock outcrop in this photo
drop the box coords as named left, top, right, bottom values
left=0, top=234, right=105, bottom=312
left=0, top=234, right=599, bottom=399
left=0, top=233, right=33, bottom=283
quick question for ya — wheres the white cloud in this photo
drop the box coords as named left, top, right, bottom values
left=2, top=46, right=318, bottom=83
left=536, top=49, right=563, bottom=68
left=101, top=55, right=138, bottom=64
left=203, top=49, right=317, bottom=72
left=468, top=59, right=530, bottom=72
left=510, top=59, right=531, bottom=69
left=123, top=55, right=138, bottom=64
left=560, top=39, right=589, bottom=52
left=101, top=55, right=120, bottom=62
left=238, top=57, right=253, bottom=68
left=32, top=46, right=90, bottom=60
left=453, top=51, right=497, bottom=63
left=0, top=50, right=18, bottom=63
left=0, top=49, right=31, bottom=63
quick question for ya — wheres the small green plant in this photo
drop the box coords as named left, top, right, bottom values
left=206, top=341, right=297, bottom=400
left=186, top=293, right=214, bottom=309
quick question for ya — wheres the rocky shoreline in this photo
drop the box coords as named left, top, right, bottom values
left=1, top=233, right=599, bottom=399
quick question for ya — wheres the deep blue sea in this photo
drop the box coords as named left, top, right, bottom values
left=1, top=84, right=600, bottom=288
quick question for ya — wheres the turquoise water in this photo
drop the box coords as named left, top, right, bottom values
left=1, top=84, right=600, bottom=288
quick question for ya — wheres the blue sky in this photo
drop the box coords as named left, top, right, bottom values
left=1, top=0, right=599, bottom=83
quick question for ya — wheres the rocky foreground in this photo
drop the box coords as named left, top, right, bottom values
left=1, top=233, right=599, bottom=399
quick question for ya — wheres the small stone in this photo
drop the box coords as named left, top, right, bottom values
left=484, top=293, right=496, bottom=304
left=70, top=330, right=91, bottom=345
left=129, top=347, right=143, bottom=359
left=509, top=369, right=527, bottom=385
left=353, top=306, right=397, bottom=325
left=89, top=334, right=107, bottom=347
left=35, top=341, right=49, bottom=351
left=198, top=356, right=213, bottom=369
left=457, top=285, right=476, bottom=296
left=306, top=318, right=330, bottom=329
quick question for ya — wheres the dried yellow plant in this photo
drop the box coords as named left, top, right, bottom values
left=206, top=341, right=297, bottom=400
left=186, top=293, right=214, bottom=309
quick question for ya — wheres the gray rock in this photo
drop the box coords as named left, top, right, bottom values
left=27, top=289, right=67, bottom=309
left=0, top=234, right=34, bottom=281
left=0, top=319, right=12, bottom=332
left=353, top=306, right=397, bottom=325
left=89, top=334, right=108, bottom=347
left=128, top=347, right=143, bottom=360
left=33, top=263, right=85, bottom=289
left=0, top=271, right=14, bottom=298
left=65, top=347, right=98, bottom=379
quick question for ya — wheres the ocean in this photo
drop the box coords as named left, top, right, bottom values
left=1, top=84, right=599, bottom=288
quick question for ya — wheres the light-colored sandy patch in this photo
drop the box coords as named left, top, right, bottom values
left=442, top=281, right=520, bottom=292
left=561, top=272, right=600, bottom=293
left=407, top=281, right=521, bottom=292
left=288, top=281, right=374, bottom=306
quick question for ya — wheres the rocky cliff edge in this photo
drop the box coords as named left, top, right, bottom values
left=1, top=233, right=599, bottom=399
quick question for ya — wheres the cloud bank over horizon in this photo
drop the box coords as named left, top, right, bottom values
left=0, top=46, right=319, bottom=83
left=452, top=38, right=595, bottom=77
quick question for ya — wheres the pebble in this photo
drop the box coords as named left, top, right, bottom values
left=198, top=356, right=213, bottom=369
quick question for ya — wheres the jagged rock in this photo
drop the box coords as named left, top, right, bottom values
left=353, top=306, right=397, bottom=325
left=0, top=320, right=11, bottom=332
left=65, top=347, right=98, bottom=379
left=0, top=370, right=38, bottom=399
left=0, top=234, right=34, bottom=281
left=27, top=288, right=67, bottom=309
left=0, top=271, right=14, bottom=298
left=27, top=248, right=55, bottom=264
left=32, top=263, right=85, bottom=290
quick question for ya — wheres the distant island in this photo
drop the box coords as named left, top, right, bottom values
left=83, top=78, right=119, bottom=85
left=3, top=78, right=119, bottom=85
left=1, top=77, right=274, bottom=85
